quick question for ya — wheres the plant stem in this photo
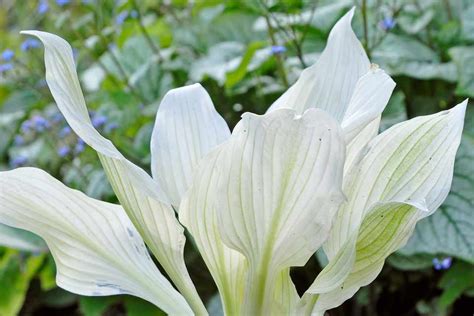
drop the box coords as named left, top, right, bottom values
left=130, top=0, right=164, bottom=63
left=361, top=0, right=371, bottom=59
left=263, top=14, right=289, bottom=88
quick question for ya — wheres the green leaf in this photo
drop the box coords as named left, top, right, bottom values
left=460, top=4, right=474, bottom=41
left=380, top=91, right=407, bottom=132
left=190, top=41, right=245, bottom=84
left=79, top=296, right=119, bottom=316
left=101, top=36, right=173, bottom=103
left=225, top=41, right=266, bottom=89
left=399, top=105, right=474, bottom=263
left=372, top=34, right=456, bottom=81
left=38, top=255, right=56, bottom=291
left=146, top=19, right=173, bottom=48
left=449, top=46, right=474, bottom=97
left=438, top=261, right=474, bottom=308
left=124, top=296, right=166, bottom=316
left=386, top=253, right=433, bottom=271
left=0, top=250, right=44, bottom=316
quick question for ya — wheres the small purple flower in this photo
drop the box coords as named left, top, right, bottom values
left=21, top=120, right=33, bottom=133
left=130, top=10, right=138, bottom=19
left=380, top=16, right=396, bottom=31
left=37, top=0, right=49, bottom=14
left=14, top=135, right=25, bottom=146
left=270, top=45, right=286, bottom=55
left=21, top=38, right=41, bottom=51
left=441, top=257, right=452, bottom=269
left=104, top=122, right=119, bottom=133
left=57, top=145, right=70, bottom=157
left=51, top=112, right=64, bottom=123
left=56, top=0, right=70, bottom=6
left=92, top=115, right=107, bottom=128
left=116, top=10, right=129, bottom=25
left=10, top=156, right=28, bottom=168
left=1, top=49, right=14, bottom=61
left=32, top=115, right=50, bottom=132
left=58, top=126, right=72, bottom=138
left=74, top=138, right=86, bottom=154
left=433, top=257, right=452, bottom=270
left=0, top=63, right=13, bottom=73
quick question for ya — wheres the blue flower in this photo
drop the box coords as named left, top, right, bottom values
left=104, top=122, right=119, bottom=133
left=380, top=16, right=396, bottom=31
left=58, top=126, right=72, bottom=138
left=116, top=10, right=129, bottom=25
left=21, top=120, right=33, bottom=133
left=74, top=138, right=86, bottom=154
left=38, top=0, right=49, bottom=14
left=0, top=63, right=13, bottom=73
left=51, top=112, right=64, bottom=123
left=56, top=0, right=70, bottom=6
left=130, top=10, right=138, bottom=19
left=92, top=115, right=107, bottom=128
left=433, top=257, right=452, bottom=270
left=270, top=45, right=286, bottom=55
left=1, top=49, right=14, bottom=61
left=10, top=156, right=28, bottom=168
left=32, top=115, right=50, bottom=132
left=14, top=135, right=24, bottom=146
left=57, top=145, right=70, bottom=157
left=21, top=38, right=41, bottom=51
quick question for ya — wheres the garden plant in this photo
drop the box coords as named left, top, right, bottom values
left=0, top=1, right=473, bottom=315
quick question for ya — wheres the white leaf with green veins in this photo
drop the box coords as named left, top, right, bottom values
left=305, top=101, right=467, bottom=313
left=215, top=108, right=346, bottom=315
left=20, top=30, right=206, bottom=315
left=268, top=8, right=371, bottom=120
left=151, top=83, right=230, bottom=209
left=0, top=168, right=192, bottom=315
left=179, top=148, right=247, bottom=316
left=399, top=105, right=474, bottom=263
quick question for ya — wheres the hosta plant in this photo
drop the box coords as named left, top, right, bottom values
left=0, top=9, right=467, bottom=316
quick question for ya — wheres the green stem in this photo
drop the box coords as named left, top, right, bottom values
left=263, top=14, right=289, bottom=88
left=130, top=0, right=164, bottom=63
left=361, top=0, right=371, bottom=59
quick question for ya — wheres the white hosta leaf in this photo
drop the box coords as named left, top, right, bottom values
left=306, top=101, right=467, bottom=312
left=0, top=223, right=46, bottom=252
left=272, top=269, right=300, bottom=314
left=399, top=105, right=474, bottom=263
left=215, top=108, right=346, bottom=314
left=341, top=67, right=395, bottom=143
left=311, top=202, right=425, bottom=312
left=180, top=149, right=247, bottom=315
left=268, top=8, right=370, bottom=120
left=325, top=101, right=467, bottom=259
left=345, top=117, right=380, bottom=173
left=151, top=83, right=230, bottom=208
left=22, top=31, right=205, bottom=314
left=0, top=168, right=192, bottom=315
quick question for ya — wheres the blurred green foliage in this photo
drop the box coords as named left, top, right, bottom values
left=0, top=0, right=472, bottom=315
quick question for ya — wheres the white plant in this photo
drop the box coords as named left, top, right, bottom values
left=0, top=8, right=467, bottom=316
